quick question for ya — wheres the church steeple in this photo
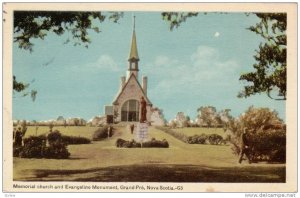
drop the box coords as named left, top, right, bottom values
left=127, top=15, right=139, bottom=79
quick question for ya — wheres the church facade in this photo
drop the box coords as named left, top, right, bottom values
left=104, top=19, right=157, bottom=124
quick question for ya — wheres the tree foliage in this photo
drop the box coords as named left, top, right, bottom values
left=14, top=11, right=123, bottom=51
left=197, top=106, right=218, bottom=128
left=161, top=12, right=199, bottom=30
left=13, top=75, right=37, bottom=101
left=239, top=13, right=286, bottom=100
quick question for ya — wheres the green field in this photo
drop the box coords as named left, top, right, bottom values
left=13, top=126, right=285, bottom=182
left=24, top=126, right=99, bottom=139
left=173, top=127, right=226, bottom=137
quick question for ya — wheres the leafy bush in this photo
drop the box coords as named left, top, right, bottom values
left=157, top=127, right=226, bottom=145
left=47, top=130, right=62, bottom=144
left=43, top=141, right=70, bottom=159
left=228, top=106, right=286, bottom=163
left=93, top=126, right=114, bottom=141
left=13, top=145, right=22, bottom=157
left=115, top=138, right=169, bottom=148
left=61, top=135, right=91, bottom=145
left=15, top=131, right=70, bottom=159
left=208, top=134, right=224, bottom=145
left=48, top=130, right=90, bottom=145
left=249, top=129, right=286, bottom=162
left=187, top=134, right=208, bottom=144
left=19, top=135, right=47, bottom=158
left=142, top=138, right=169, bottom=148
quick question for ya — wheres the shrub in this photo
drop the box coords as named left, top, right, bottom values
left=187, top=134, right=208, bottom=144
left=16, top=131, right=70, bottom=159
left=116, top=138, right=127, bottom=147
left=157, top=127, right=225, bottom=146
left=13, top=145, right=23, bottom=157
left=228, top=106, right=286, bottom=163
left=47, top=130, right=62, bottom=144
left=115, top=138, right=169, bottom=148
left=48, top=130, right=90, bottom=145
left=142, top=138, right=169, bottom=148
left=249, top=129, right=286, bottom=162
left=19, top=135, right=47, bottom=158
left=131, top=140, right=142, bottom=148
left=61, top=135, right=91, bottom=145
left=43, top=141, right=70, bottom=159
left=208, top=134, right=224, bottom=145
left=93, top=126, right=114, bottom=141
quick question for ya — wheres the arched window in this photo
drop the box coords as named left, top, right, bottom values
left=121, top=100, right=140, bottom=122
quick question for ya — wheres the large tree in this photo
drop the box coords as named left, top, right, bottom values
left=14, top=11, right=123, bottom=51
left=238, top=13, right=286, bottom=100
left=197, top=106, right=218, bottom=128
left=162, top=12, right=287, bottom=100
left=13, top=11, right=123, bottom=100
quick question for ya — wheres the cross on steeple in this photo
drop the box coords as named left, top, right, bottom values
left=127, top=14, right=139, bottom=79
left=133, top=14, right=136, bottom=31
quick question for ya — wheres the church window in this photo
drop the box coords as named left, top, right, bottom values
left=121, top=100, right=140, bottom=122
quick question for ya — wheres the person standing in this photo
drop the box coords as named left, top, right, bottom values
left=239, top=128, right=252, bottom=164
left=107, top=125, right=112, bottom=138
left=130, top=123, right=134, bottom=134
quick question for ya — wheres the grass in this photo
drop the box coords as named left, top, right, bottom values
left=26, top=164, right=285, bottom=182
left=13, top=126, right=285, bottom=182
left=24, top=126, right=100, bottom=139
left=173, top=127, right=227, bottom=137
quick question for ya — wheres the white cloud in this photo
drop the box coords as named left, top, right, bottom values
left=147, top=45, right=240, bottom=99
left=214, top=32, right=220, bottom=37
left=71, top=54, right=120, bottom=72
left=94, top=54, right=120, bottom=71
left=154, top=56, right=171, bottom=66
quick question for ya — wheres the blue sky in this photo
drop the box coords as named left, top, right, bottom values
left=13, top=12, right=286, bottom=122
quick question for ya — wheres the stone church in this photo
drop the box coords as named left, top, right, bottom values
left=104, top=18, right=165, bottom=126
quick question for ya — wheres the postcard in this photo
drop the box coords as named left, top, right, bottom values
left=2, top=2, right=297, bottom=193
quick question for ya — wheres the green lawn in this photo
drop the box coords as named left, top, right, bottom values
left=13, top=126, right=285, bottom=182
left=173, top=127, right=227, bottom=137
left=24, top=126, right=100, bottom=139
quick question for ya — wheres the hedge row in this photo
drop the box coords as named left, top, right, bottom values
left=14, top=133, right=70, bottom=159
left=116, top=138, right=169, bottom=148
left=231, top=129, right=286, bottom=163
left=61, top=135, right=91, bottom=144
left=156, top=127, right=226, bottom=145
left=156, top=127, right=189, bottom=143
left=47, top=130, right=91, bottom=145
left=13, top=130, right=91, bottom=159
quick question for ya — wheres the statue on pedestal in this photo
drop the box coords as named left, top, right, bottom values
left=140, top=96, right=147, bottom=123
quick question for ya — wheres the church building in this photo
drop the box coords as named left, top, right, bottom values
left=104, top=17, right=156, bottom=124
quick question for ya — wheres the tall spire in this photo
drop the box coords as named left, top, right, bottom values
left=133, top=14, right=135, bottom=31
left=128, top=15, right=139, bottom=61
left=127, top=14, right=139, bottom=79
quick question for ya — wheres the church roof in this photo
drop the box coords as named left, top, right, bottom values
left=112, top=73, right=151, bottom=105
left=128, top=30, right=139, bottom=61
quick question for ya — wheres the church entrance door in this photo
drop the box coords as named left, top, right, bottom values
left=121, top=100, right=140, bottom=122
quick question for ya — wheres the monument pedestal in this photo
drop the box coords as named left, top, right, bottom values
left=136, top=123, right=148, bottom=147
